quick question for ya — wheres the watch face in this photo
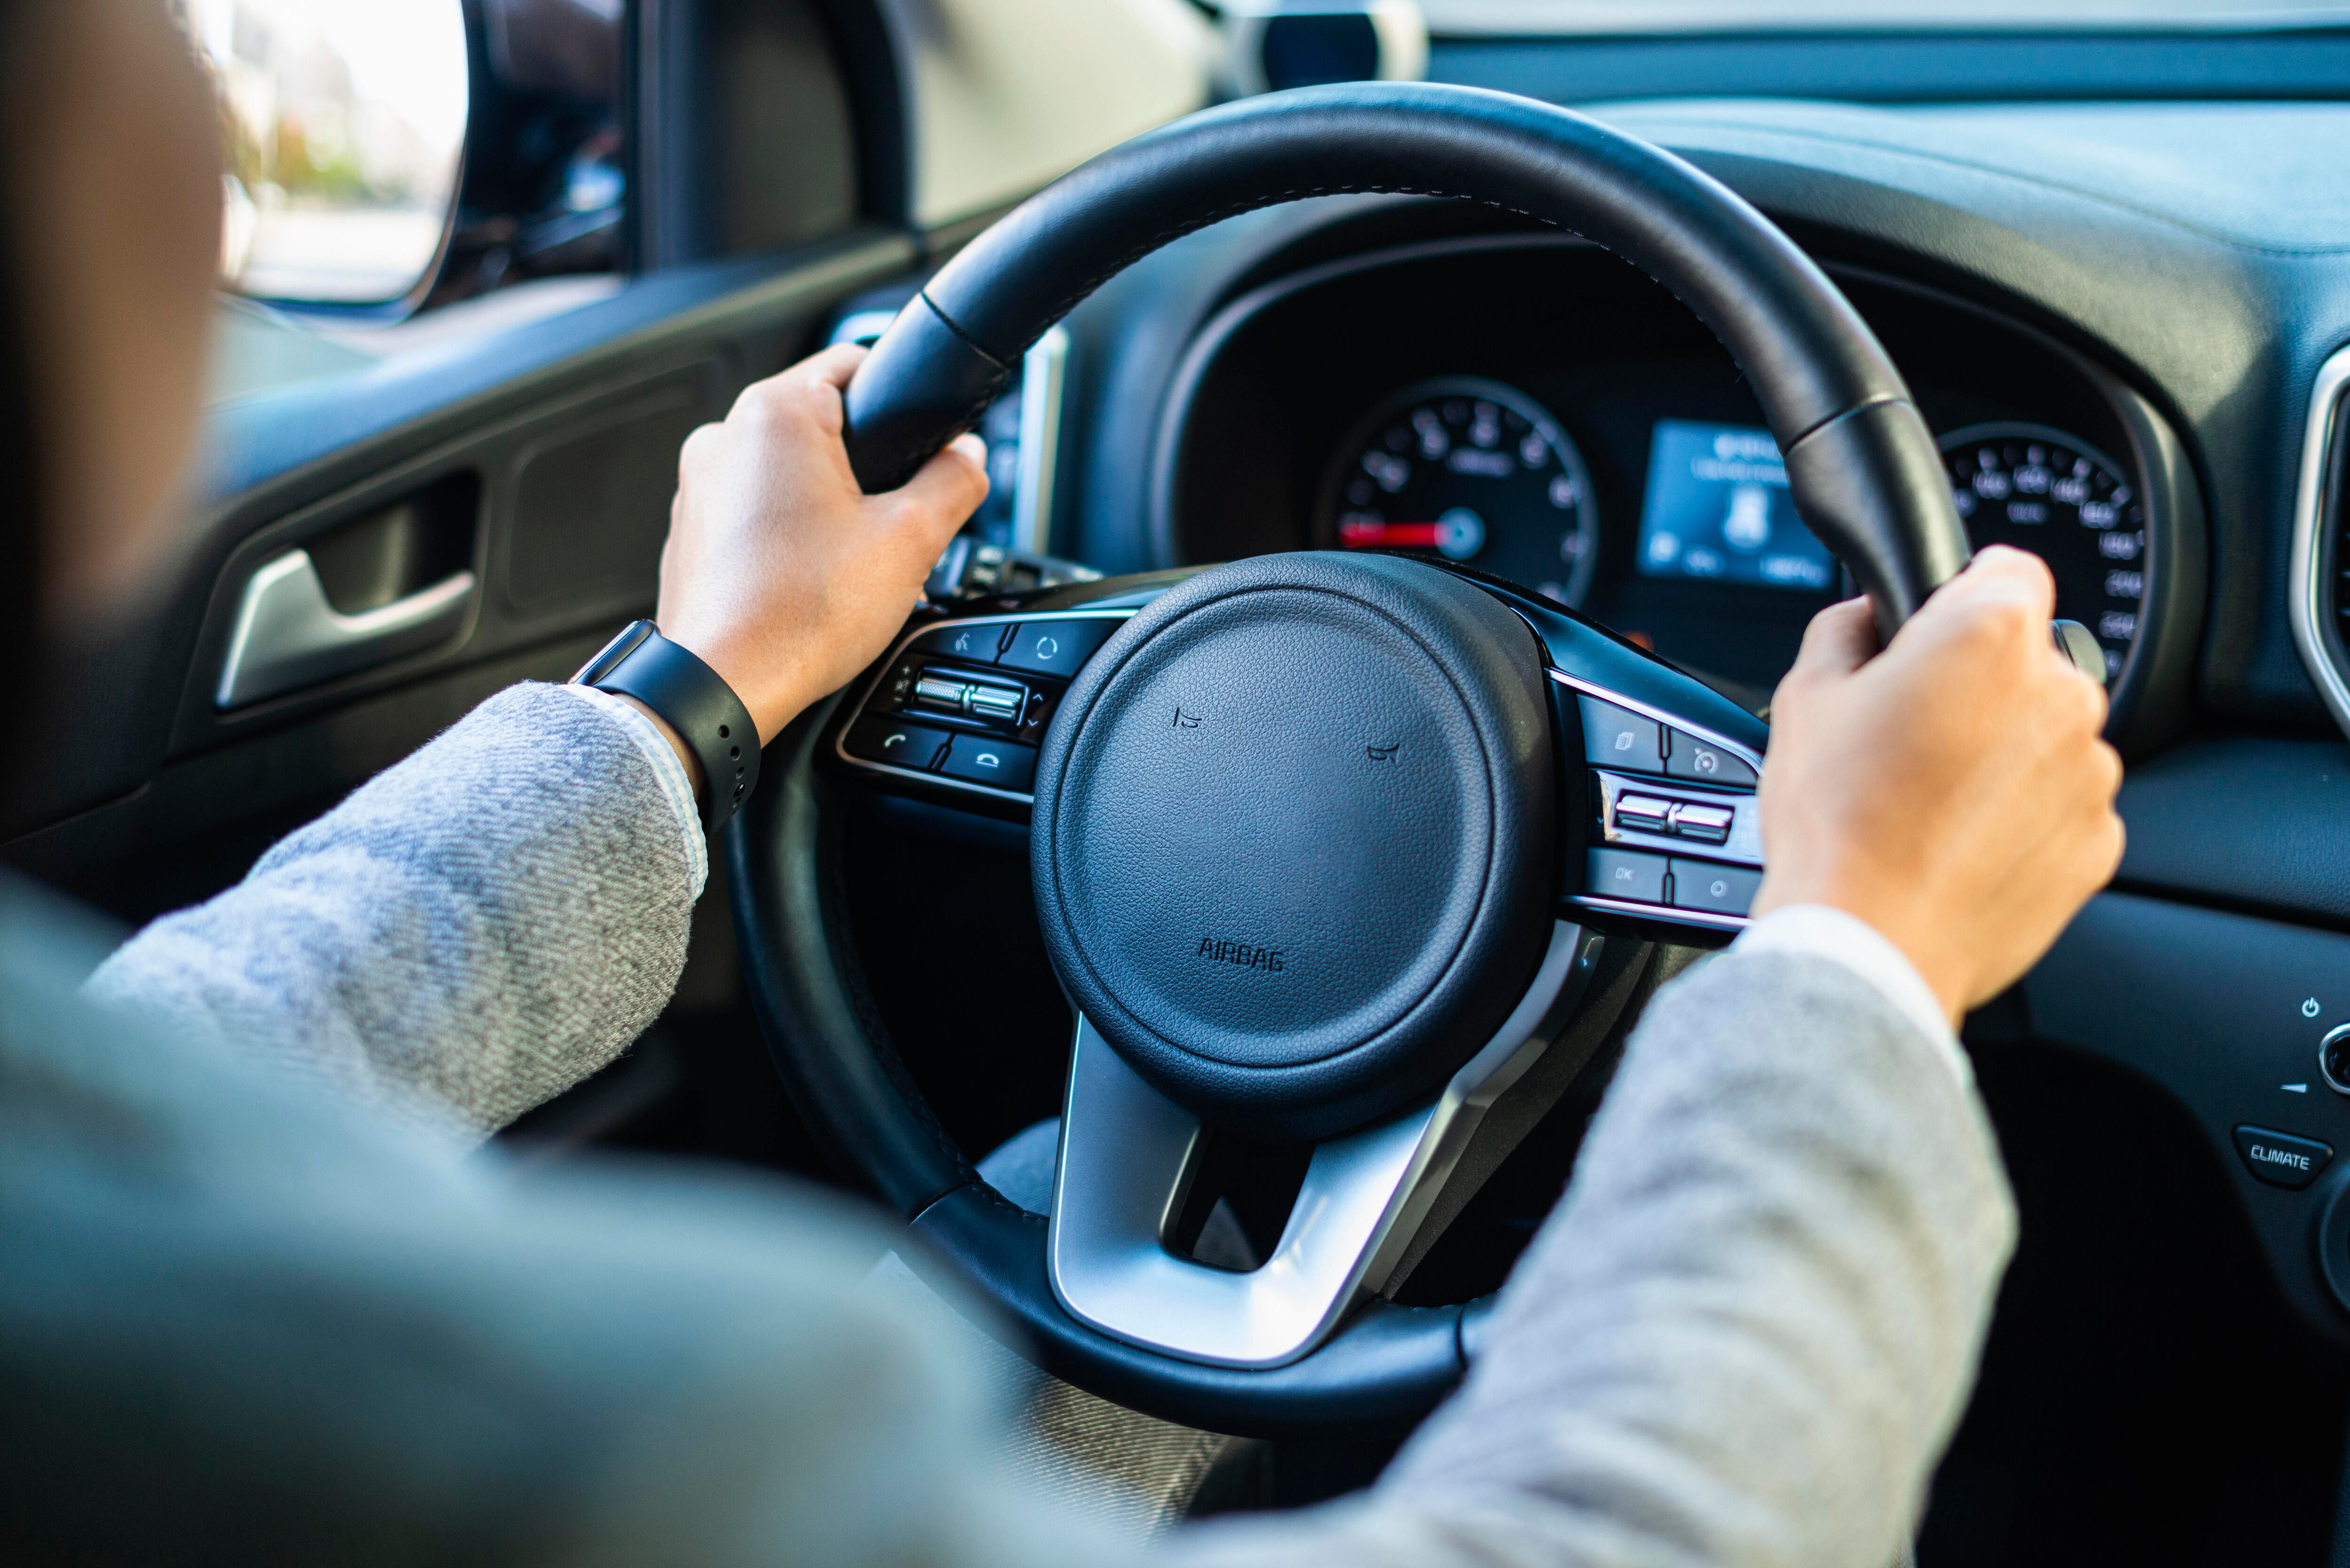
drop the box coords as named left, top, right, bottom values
left=575, top=619, right=658, bottom=686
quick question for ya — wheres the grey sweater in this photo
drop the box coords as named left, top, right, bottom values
left=0, top=683, right=2014, bottom=1566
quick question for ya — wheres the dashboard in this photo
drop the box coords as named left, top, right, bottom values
left=1155, top=233, right=2201, bottom=744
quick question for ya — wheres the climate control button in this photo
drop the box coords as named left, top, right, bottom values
left=2233, top=1125, right=2334, bottom=1190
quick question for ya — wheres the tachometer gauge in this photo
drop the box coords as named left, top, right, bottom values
left=1939, top=422, right=2143, bottom=685
left=1319, top=376, right=1600, bottom=607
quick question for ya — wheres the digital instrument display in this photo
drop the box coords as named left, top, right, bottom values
left=1635, top=420, right=1835, bottom=593
left=1323, top=375, right=1601, bottom=607
left=1940, top=422, right=2141, bottom=685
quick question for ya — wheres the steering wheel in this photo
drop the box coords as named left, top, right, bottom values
left=730, top=82, right=1971, bottom=1439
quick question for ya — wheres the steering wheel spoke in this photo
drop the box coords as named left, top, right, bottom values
left=1049, top=920, right=1602, bottom=1369
left=1469, top=582, right=1775, bottom=944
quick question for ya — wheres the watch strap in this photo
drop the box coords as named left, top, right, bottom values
left=573, top=621, right=760, bottom=835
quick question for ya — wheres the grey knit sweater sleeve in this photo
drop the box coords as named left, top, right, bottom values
left=1171, top=949, right=2017, bottom=1568
left=83, top=683, right=699, bottom=1138
left=63, top=671, right=2016, bottom=1567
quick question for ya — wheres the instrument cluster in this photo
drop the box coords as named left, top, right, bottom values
left=1161, top=232, right=2198, bottom=744
left=1319, top=382, right=2143, bottom=687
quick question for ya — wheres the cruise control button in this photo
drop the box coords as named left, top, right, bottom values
left=1669, top=858, right=1762, bottom=916
left=940, top=734, right=1038, bottom=792
left=1587, top=848, right=1668, bottom=904
left=999, top=617, right=1119, bottom=677
left=912, top=622, right=1010, bottom=663
left=846, top=716, right=953, bottom=771
left=1667, top=730, right=1759, bottom=788
left=1579, top=696, right=1663, bottom=770
left=2234, top=1125, right=2334, bottom=1190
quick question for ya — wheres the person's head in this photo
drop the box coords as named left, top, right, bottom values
left=1, top=0, right=223, bottom=780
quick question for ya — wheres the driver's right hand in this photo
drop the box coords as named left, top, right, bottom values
left=1752, top=545, right=2125, bottom=1025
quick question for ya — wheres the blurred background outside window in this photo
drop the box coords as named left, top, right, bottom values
left=188, top=0, right=470, bottom=305
left=184, top=0, right=629, bottom=402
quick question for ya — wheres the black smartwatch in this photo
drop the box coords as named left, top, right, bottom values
left=572, top=621, right=760, bottom=834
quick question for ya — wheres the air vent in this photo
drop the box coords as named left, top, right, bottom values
left=2289, top=348, right=2350, bottom=740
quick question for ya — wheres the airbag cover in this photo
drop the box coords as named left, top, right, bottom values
left=1029, top=554, right=1553, bottom=1140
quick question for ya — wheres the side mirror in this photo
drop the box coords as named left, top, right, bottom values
left=191, top=0, right=470, bottom=308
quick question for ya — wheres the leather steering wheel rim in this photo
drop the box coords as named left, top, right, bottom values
left=846, top=81, right=1968, bottom=632
left=733, top=82, right=1970, bottom=1439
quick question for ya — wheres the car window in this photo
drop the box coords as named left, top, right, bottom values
left=188, top=0, right=469, bottom=307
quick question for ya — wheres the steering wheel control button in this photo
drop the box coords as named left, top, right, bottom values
left=1029, top=553, right=1554, bottom=1140
left=912, top=622, right=1011, bottom=662
left=2232, top=1126, right=2334, bottom=1190
left=1666, top=801, right=1734, bottom=845
left=1666, top=729, right=1759, bottom=788
left=1669, top=859, right=1761, bottom=916
left=1594, top=770, right=1762, bottom=866
left=912, top=671, right=1028, bottom=725
left=871, top=655, right=926, bottom=713
left=940, top=734, right=1037, bottom=792
left=1588, top=848, right=1668, bottom=904
left=1000, top=617, right=1120, bottom=677
left=1578, top=696, right=1662, bottom=770
left=846, top=716, right=954, bottom=771
left=1614, top=793, right=1673, bottom=832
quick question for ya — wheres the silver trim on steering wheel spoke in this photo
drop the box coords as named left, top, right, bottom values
left=1547, top=669, right=1768, bottom=933
left=1046, top=920, right=1601, bottom=1369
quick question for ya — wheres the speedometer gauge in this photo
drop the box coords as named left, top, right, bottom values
left=1319, top=376, right=1600, bottom=607
left=1939, top=422, right=2143, bottom=685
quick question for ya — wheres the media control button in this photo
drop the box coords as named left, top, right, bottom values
left=1587, top=848, right=1668, bottom=904
left=1579, top=697, right=1663, bottom=771
left=1669, top=858, right=1762, bottom=916
left=1668, top=802, right=1735, bottom=845
left=940, top=734, right=1038, bottom=792
left=1000, top=618, right=1120, bottom=677
left=911, top=671, right=1028, bottom=725
left=1666, top=730, right=1759, bottom=788
left=846, top=716, right=953, bottom=771
left=2233, top=1125, right=2334, bottom=1190
left=1614, top=793, right=1673, bottom=831
left=912, top=622, right=1011, bottom=663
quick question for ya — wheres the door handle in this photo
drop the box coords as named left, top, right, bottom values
left=216, top=547, right=476, bottom=709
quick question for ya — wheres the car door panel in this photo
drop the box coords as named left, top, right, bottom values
left=9, top=232, right=922, bottom=917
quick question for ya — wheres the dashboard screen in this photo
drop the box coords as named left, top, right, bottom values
left=1636, top=420, right=1835, bottom=593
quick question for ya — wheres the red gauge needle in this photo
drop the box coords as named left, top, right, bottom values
left=1339, top=520, right=1443, bottom=548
